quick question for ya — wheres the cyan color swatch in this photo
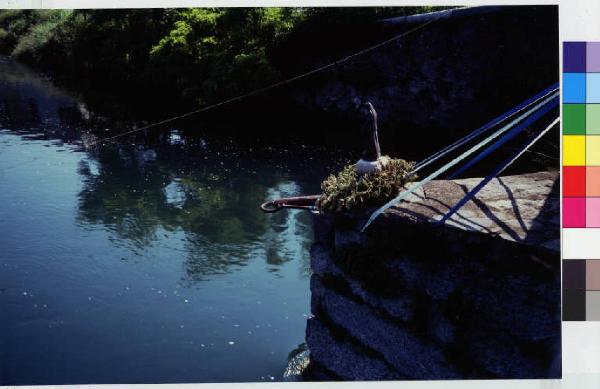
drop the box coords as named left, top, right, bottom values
left=587, top=73, right=600, bottom=103
left=563, top=73, right=586, bottom=103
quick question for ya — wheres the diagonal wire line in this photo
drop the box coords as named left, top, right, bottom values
left=360, top=90, right=559, bottom=232
left=412, top=83, right=559, bottom=174
left=87, top=10, right=452, bottom=147
left=446, top=93, right=559, bottom=179
left=494, top=117, right=560, bottom=175
left=437, top=116, right=560, bottom=225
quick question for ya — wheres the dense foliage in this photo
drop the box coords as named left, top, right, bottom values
left=317, top=157, right=417, bottom=212
left=0, top=7, right=447, bottom=106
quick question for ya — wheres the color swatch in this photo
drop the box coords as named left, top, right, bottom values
left=563, top=260, right=600, bottom=320
left=563, top=42, right=600, bottom=321
left=563, top=42, right=600, bottom=229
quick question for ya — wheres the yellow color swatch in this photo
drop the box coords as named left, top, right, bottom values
left=587, top=135, right=600, bottom=166
left=563, top=135, right=586, bottom=166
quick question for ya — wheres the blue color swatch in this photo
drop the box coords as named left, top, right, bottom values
left=563, top=73, right=586, bottom=103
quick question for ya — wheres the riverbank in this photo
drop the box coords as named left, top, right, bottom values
left=0, top=7, right=558, bottom=159
left=0, top=8, right=443, bottom=115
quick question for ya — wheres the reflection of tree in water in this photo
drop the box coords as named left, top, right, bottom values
left=261, top=184, right=314, bottom=278
left=76, top=143, right=315, bottom=281
left=0, top=60, right=112, bottom=143
left=1, top=58, right=327, bottom=282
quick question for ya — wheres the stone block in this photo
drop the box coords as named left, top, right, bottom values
left=310, top=276, right=461, bottom=379
left=311, top=244, right=415, bottom=322
left=305, top=318, right=402, bottom=380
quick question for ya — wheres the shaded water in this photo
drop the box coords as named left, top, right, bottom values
left=0, top=59, right=348, bottom=384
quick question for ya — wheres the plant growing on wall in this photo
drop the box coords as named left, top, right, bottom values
left=317, top=157, right=417, bottom=212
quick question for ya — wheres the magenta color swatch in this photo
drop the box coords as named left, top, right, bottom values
left=587, top=198, right=600, bottom=227
left=587, top=42, right=600, bottom=72
left=563, top=197, right=586, bottom=227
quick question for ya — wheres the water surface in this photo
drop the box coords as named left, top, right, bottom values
left=0, top=59, right=346, bottom=385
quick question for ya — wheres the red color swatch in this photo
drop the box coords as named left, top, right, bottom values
left=563, top=166, right=587, bottom=197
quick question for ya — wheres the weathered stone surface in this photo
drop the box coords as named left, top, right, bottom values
left=388, top=171, right=559, bottom=251
left=313, top=213, right=334, bottom=244
left=383, top=257, right=464, bottom=301
left=311, top=276, right=462, bottom=379
left=311, top=243, right=415, bottom=322
left=283, top=6, right=558, bottom=154
left=334, top=229, right=369, bottom=252
left=305, top=318, right=402, bottom=381
left=303, top=363, right=339, bottom=382
left=282, top=350, right=311, bottom=382
left=426, top=307, right=455, bottom=346
left=467, top=330, right=560, bottom=378
left=377, top=254, right=560, bottom=342
left=306, top=171, right=560, bottom=380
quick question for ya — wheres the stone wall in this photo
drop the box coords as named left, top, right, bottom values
left=303, top=171, right=561, bottom=380
left=280, top=5, right=559, bottom=157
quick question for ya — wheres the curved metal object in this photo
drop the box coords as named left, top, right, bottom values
left=260, top=195, right=321, bottom=213
left=357, top=100, right=381, bottom=162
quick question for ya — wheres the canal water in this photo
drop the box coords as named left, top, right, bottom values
left=0, top=58, right=347, bottom=384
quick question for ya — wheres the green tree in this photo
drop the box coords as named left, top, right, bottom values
left=149, top=8, right=304, bottom=104
left=0, top=7, right=455, bottom=108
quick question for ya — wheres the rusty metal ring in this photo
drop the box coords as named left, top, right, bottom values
left=260, top=201, right=282, bottom=213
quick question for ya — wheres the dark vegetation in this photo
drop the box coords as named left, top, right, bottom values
left=0, top=7, right=559, bottom=176
left=317, top=157, right=417, bottom=212
left=0, top=8, right=447, bottom=113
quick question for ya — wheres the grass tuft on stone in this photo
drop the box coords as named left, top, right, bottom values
left=317, top=157, right=418, bottom=213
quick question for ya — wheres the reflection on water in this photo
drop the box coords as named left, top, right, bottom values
left=75, top=147, right=315, bottom=280
left=0, top=58, right=346, bottom=384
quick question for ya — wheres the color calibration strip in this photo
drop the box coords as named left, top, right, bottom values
left=563, top=42, right=600, bottom=321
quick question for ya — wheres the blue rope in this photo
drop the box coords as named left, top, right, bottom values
left=447, top=95, right=559, bottom=179
left=437, top=116, right=560, bottom=225
left=412, top=83, right=559, bottom=174
left=361, top=90, right=559, bottom=232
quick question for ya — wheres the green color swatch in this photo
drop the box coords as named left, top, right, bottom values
left=586, top=104, right=600, bottom=135
left=563, top=104, right=586, bottom=135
